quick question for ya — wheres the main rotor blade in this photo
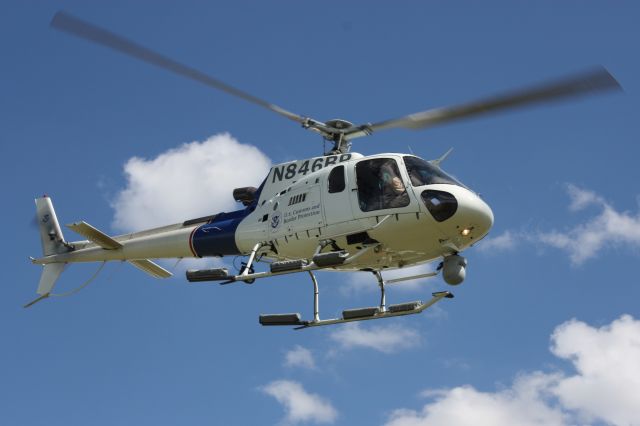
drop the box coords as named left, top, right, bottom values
left=363, top=67, right=621, bottom=133
left=50, top=11, right=306, bottom=124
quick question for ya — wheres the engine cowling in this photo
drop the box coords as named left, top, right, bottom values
left=443, top=254, right=467, bottom=285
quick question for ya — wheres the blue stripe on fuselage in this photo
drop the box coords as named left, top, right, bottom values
left=191, top=209, right=248, bottom=257
left=191, top=179, right=266, bottom=257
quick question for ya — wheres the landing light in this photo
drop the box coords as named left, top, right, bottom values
left=460, top=228, right=472, bottom=236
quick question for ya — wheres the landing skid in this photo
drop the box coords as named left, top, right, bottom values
left=185, top=240, right=453, bottom=329
left=259, top=268, right=452, bottom=330
left=261, top=291, right=453, bottom=329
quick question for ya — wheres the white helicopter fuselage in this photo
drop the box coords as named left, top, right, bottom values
left=35, top=152, right=493, bottom=278
left=234, top=152, right=493, bottom=271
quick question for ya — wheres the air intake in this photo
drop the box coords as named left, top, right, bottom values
left=233, top=187, right=257, bottom=206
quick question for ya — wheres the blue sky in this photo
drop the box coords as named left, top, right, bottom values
left=2, top=2, right=640, bottom=425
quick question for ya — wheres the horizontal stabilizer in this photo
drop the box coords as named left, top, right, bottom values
left=67, top=221, right=170, bottom=278
left=129, top=259, right=172, bottom=278
left=67, top=221, right=122, bottom=249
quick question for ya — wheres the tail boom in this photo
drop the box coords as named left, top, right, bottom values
left=32, top=224, right=198, bottom=265
left=29, top=197, right=203, bottom=304
left=30, top=195, right=252, bottom=305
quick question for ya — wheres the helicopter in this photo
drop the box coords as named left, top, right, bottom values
left=28, top=11, right=621, bottom=329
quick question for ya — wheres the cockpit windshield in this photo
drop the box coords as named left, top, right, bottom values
left=403, top=156, right=464, bottom=187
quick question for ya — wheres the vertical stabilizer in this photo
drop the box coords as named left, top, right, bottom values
left=37, top=263, right=66, bottom=295
left=35, top=196, right=68, bottom=256
left=25, top=260, right=67, bottom=307
left=27, top=196, right=70, bottom=307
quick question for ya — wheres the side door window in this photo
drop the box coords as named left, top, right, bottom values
left=328, top=165, right=346, bottom=193
left=355, top=158, right=409, bottom=212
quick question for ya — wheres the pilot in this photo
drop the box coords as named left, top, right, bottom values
left=380, top=160, right=409, bottom=208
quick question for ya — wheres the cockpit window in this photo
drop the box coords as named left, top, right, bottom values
left=403, top=156, right=464, bottom=187
left=356, top=158, right=410, bottom=212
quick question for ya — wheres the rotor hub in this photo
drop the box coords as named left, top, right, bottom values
left=322, top=119, right=354, bottom=155
left=325, top=119, right=354, bottom=130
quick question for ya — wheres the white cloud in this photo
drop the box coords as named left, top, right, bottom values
left=537, top=187, right=640, bottom=264
left=284, top=345, right=316, bottom=370
left=261, top=380, right=338, bottom=424
left=156, top=256, right=227, bottom=275
left=329, top=322, right=420, bottom=354
left=111, top=133, right=271, bottom=232
left=566, top=183, right=604, bottom=212
left=477, top=185, right=640, bottom=264
left=476, top=231, right=517, bottom=254
left=551, top=315, right=640, bottom=425
left=386, top=373, right=566, bottom=426
left=383, top=315, right=640, bottom=426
